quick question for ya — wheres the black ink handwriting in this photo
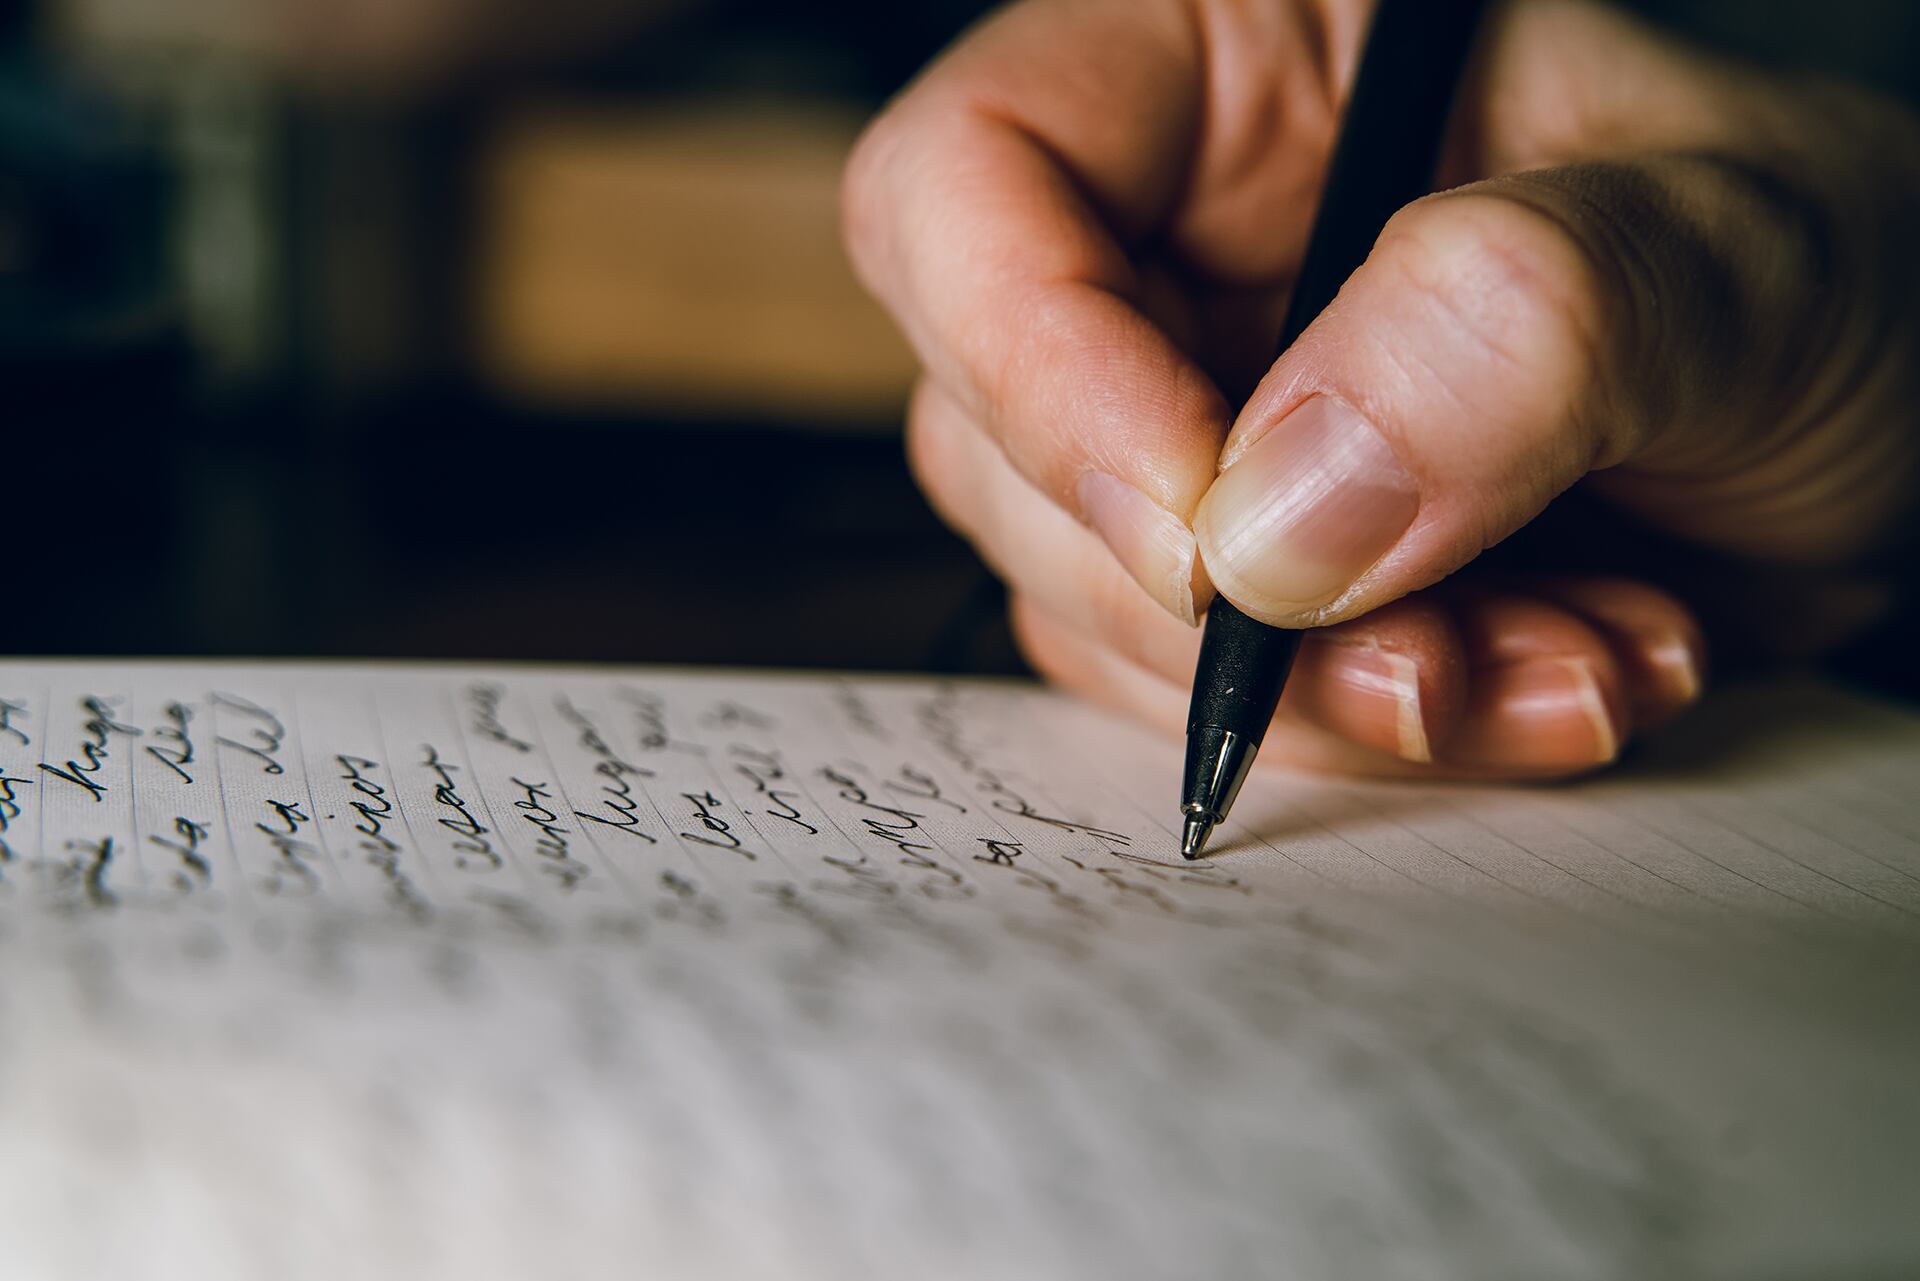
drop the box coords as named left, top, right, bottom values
left=618, top=687, right=701, bottom=755
left=75, top=836, right=117, bottom=909
left=0, top=697, right=28, bottom=748
left=655, top=868, right=725, bottom=929
left=818, top=766, right=967, bottom=893
left=151, top=817, right=212, bottom=892
left=915, top=689, right=1126, bottom=844
left=255, top=797, right=319, bottom=895
left=40, top=695, right=141, bottom=802
left=1111, top=847, right=1252, bottom=894
left=421, top=745, right=501, bottom=870
left=701, top=699, right=776, bottom=732
left=884, top=763, right=967, bottom=813
left=754, top=880, right=851, bottom=950
left=813, top=852, right=898, bottom=903
left=556, top=697, right=659, bottom=843
left=212, top=691, right=286, bottom=776
left=731, top=744, right=820, bottom=836
left=679, top=790, right=754, bottom=858
left=0, top=769, right=30, bottom=839
left=467, top=684, right=533, bottom=753
left=337, top=755, right=431, bottom=922
left=831, top=682, right=888, bottom=741
left=336, top=755, right=408, bottom=858
left=145, top=701, right=196, bottom=783
left=510, top=777, right=590, bottom=889
left=972, top=837, right=1098, bottom=916
left=973, top=837, right=1025, bottom=867
left=989, top=787, right=1132, bottom=846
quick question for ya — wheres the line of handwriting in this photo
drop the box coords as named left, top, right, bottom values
left=40, top=695, right=141, bottom=803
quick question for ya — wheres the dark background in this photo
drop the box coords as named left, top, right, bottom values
left=3, top=0, right=1917, bottom=676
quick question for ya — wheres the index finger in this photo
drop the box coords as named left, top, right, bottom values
left=841, top=0, right=1341, bottom=621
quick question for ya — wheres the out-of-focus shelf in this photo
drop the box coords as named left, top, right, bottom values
left=475, top=100, right=917, bottom=428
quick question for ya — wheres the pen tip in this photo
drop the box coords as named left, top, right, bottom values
left=1181, top=814, right=1214, bottom=861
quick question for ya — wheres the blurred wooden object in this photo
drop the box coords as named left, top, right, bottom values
left=475, top=101, right=916, bottom=425
left=55, top=0, right=691, bottom=85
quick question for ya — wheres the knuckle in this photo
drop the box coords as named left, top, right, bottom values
left=1375, top=190, right=1613, bottom=408
left=839, top=109, right=905, bottom=289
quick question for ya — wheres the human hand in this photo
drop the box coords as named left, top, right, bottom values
left=844, top=0, right=1920, bottom=777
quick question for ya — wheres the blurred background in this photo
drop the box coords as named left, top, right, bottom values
left=3, top=0, right=1917, bottom=673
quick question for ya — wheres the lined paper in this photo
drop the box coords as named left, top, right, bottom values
left=0, top=661, right=1915, bottom=1280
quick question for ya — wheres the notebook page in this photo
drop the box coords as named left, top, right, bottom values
left=0, top=661, right=1914, bottom=1281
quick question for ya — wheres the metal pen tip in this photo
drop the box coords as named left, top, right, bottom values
left=1181, top=814, right=1215, bottom=860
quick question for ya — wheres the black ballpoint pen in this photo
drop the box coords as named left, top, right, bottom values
left=1180, top=0, right=1488, bottom=859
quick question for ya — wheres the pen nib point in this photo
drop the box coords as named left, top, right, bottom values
left=1181, top=814, right=1215, bottom=861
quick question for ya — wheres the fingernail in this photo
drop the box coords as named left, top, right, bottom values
left=1296, top=639, right=1431, bottom=762
left=1196, top=398, right=1418, bottom=621
left=1642, top=632, right=1703, bottom=706
left=1499, top=656, right=1622, bottom=766
left=1076, top=471, right=1207, bottom=626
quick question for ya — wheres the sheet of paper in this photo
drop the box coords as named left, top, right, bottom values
left=0, top=661, right=1915, bottom=1280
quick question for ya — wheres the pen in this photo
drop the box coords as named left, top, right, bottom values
left=1180, top=0, right=1489, bottom=859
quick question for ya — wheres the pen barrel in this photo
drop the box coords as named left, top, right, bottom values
left=1184, top=599, right=1301, bottom=746
left=1179, top=0, right=1486, bottom=839
left=1182, top=0, right=1482, bottom=748
left=1279, top=0, right=1489, bottom=349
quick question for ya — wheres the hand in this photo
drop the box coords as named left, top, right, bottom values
left=844, top=0, right=1920, bottom=777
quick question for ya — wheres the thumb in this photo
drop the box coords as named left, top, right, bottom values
left=1193, top=152, right=1918, bottom=627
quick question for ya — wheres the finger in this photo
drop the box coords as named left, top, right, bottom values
left=1012, top=593, right=1624, bottom=782
left=1008, top=595, right=1188, bottom=739
left=1196, top=139, right=1919, bottom=628
left=1440, top=588, right=1630, bottom=774
left=937, top=330, right=1645, bottom=776
left=844, top=0, right=1341, bottom=620
left=1270, top=600, right=1465, bottom=765
left=1015, top=559, right=1632, bottom=777
left=1009, top=575, right=1474, bottom=768
left=907, top=378, right=1212, bottom=669
left=1009, top=596, right=1454, bottom=780
left=1511, top=576, right=1706, bottom=727
left=913, top=375, right=1469, bottom=763
left=921, top=371, right=1643, bottom=771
